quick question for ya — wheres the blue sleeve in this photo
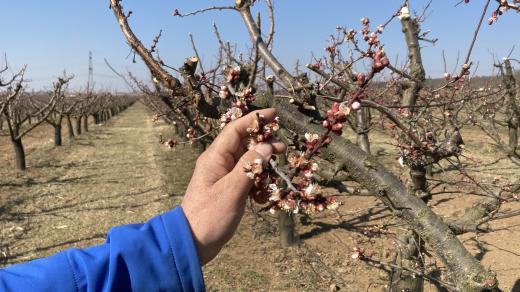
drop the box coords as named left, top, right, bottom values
left=0, top=207, right=205, bottom=292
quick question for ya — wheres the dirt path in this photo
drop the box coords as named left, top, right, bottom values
left=0, top=103, right=192, bottom=265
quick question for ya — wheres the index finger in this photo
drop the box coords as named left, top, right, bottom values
left=208, top=108, right=278, bottom=159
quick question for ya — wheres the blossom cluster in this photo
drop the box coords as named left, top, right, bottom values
left=463, top=0, right=520, bottom=25
left=219, top=66, right=257, bottom=129
left=351, top=246, right=373, bottom=260
left=243, top=114, right=282, bottom=203
left=220, top=87, right=256, bottom=128
left=243, top=115, right=340, bottom=214
left=323, top=102, right=360, bottom=135
left=186, top=128, right=196, bottom=144
left=267, top=183, right=340, bottom=215
left=226, top=66, right=242, bottom=84
left=159, top=134, right=178, bottom=149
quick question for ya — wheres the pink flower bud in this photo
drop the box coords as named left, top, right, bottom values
left=356, top=73, right=366, bottom=85
left=380, top=57, right=389, bottom=68
left=324, top=136, right=333, bottom=144
left=322, top=120, right=331, bottom=129
left=331, top=123, right=343, bottom=133
left=332, top=102, right=340, bottom=113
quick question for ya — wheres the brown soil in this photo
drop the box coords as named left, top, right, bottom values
left=1, top=103, right=519, bottom=291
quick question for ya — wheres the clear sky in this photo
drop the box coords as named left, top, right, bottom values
left=0, top=0, right=518, bottom=92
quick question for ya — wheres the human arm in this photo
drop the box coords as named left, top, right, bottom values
left=0, top=207, right=204, bottom=291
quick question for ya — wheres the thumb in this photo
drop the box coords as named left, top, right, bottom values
left=215, top=143, right=273, bottom=203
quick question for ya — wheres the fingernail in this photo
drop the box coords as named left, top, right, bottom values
left=254, top=143, right=273, bottom=161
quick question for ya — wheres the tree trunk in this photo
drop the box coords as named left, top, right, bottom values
left=356, top=107, right=371, bottom=154
left=278, top=212, right=297, bottom=247
left=66, top=114, right=74, bottom=141
left=276, top=150, right=297, bottom=247
left=390, top=232, right=425, bottom=292
left=82, top=115, right=89, bottom=132
left=75, top=116, right=82, bottom=135
left=387, top=10, right=427, bottom=291
left=400, top=11, right=426, bottom=110
left=12, top=138, right=26, bottom=170
left=93, top=113, right=100, bottom=124
left=0, top=116, right=3, bottom=131
left=54, top=124, right=62, bottom=146
left=509, top=119, right=519, bottom=154
left=503, top=59, right=519, bottom=155
left=410, top=165, right=429, bottom=200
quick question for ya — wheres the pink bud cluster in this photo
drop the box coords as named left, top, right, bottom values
left=219, top=85, right=230, bottom=99
left=464, top=0, right=519, bottom=25
left=355, top=72, right=366, bottom=86
left=226, top=66, right=242, bottom=83
left=159, top=134, right=178, bottom=149
left=246, top=113, right=280, bottom=147
left=489, top=11, right=498, bottom=25
left=323, top=102, right=360, bottom=135
left=370, top=50, right=390, bottom=73
left=196, top=72, right=206, bottom=81
left=309, top=59, right=322, bottom=71
left=345, top=29, right=357, bottom=41
left=339, top=18, right=389, bottom=77
left=243, top=115, right=282, bottom=203
left=325, top=34, right=339, bottom=57
left=243, top=159, right=265, bottom=181
left=323, top=102, right=347, bottom=135
left=359, top=17, right=386, bottom=48
left=351, top=246, right=373, bottom=260
left=396, top=107, right=412, bottom=118
left=186, top=128, right=196, bottom=144
left=220, top=106, right=243, bottom=128
left=220, top=88, right=256, bottom=128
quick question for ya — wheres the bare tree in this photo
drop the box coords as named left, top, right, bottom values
left=45, top=74, right=74, bottom=146
left=475, top=58, right=520, bottom=165
left=1, top=67, right=66, bottom=170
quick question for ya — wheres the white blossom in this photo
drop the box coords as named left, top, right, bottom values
left=398, top=6, right=410, bottom=20
left=398, top=156, right=405, bottom=167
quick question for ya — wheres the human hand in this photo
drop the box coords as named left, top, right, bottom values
left=181, top=108, right=286, bottom=266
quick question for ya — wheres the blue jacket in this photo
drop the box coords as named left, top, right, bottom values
left=0, top=207, right=205, bottom=291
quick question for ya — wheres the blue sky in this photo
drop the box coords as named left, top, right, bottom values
left=0, top=0, right=518, bottom=91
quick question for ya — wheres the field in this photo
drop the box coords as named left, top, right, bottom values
left=1, top=102, right=518, bottom=291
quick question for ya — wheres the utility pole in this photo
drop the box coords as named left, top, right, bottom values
left=87, top=51, right=94, bottom=93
